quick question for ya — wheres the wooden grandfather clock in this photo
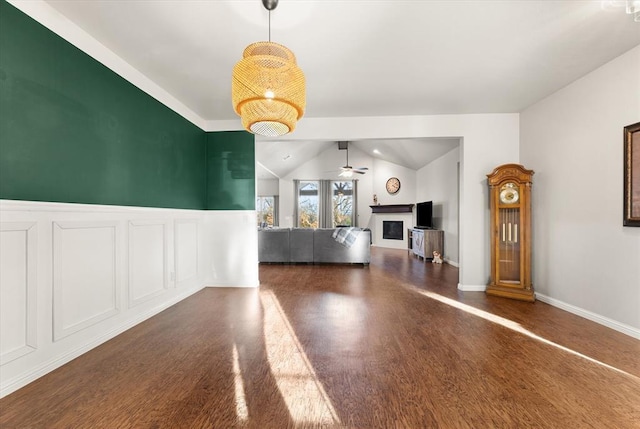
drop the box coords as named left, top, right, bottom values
left=486, top=164, right=535, bottom=302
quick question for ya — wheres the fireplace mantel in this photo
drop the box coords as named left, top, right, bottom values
left=369, top=204, right=414, bottom=214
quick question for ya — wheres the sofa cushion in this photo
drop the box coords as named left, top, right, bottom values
left=313, top=229, right=370, bottom=264
left=258, top=229, right=290, bottom=263
left=289, top=228, right=314, bottom=263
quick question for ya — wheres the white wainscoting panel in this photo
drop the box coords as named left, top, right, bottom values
left=53, top=221, right=120, bottom=341
left=175, top=219, right=198, bottom=286
left=0, top=222, right=37, bottom=365
left=128, top=221, right=168, bottom=307
left=0, top=200, right=257, bottom=398
left=203, top=211, right=259, bottom=287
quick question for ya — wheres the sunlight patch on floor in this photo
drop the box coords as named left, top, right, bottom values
left=232, top=343, right=249, bottom=422
left=413, top=287, right=640, bottom=381
left=260, top=290, right=341, bottom=426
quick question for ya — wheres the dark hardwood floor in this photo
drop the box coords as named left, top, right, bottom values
left=1, top=247, right=639, bottom=428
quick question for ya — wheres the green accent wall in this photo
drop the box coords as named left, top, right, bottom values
left=205, top=131, right=255, bottom=210
left=0, top=1, right=255, bottom=210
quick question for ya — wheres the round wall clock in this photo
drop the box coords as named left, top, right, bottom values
left=386, top=177, right=401, bottom=194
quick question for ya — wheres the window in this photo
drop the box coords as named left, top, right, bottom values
left=297, top=181, right=319, bottom=228
left=332, top=181, right=353, bottom=227
left=295, top=180, right=358, bottom=228
left=256, top=196, right=278, bottom=227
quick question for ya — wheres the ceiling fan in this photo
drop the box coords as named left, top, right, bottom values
left=337, top=141, right=368, bottom=177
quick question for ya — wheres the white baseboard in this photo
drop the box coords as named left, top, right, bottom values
left=458, top=283, right=486, bottom=292
left=453, top=285, right=640, bottom=339
left=0, top=285, right=205, bottom=398
left=445, top=259, right=459, bottom=268
left=535, top=293, right=640, bottom=340
left=206, top=282, right=260, bottom=288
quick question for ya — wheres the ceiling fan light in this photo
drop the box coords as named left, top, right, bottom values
left=232, top=41, right=305, bottom=136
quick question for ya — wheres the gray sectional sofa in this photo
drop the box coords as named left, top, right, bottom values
left=258, top=228, right=371, bottom=265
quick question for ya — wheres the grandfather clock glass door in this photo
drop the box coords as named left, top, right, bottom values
left=498, top=198, right=520, bottom=283
left=487, top=165, right=534, bottom=302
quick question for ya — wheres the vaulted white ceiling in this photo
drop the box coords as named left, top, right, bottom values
left=39, top=0, right=640, bottom=175
left=255, top=138, right=461, bottom=179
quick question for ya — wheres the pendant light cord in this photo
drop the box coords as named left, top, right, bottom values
left=263, top=0, right=277, bottom=42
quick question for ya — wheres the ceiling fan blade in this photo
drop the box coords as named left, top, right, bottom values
left=354, top=167, right=369, bottom=171
left=352, top=170, right=366, bottom=175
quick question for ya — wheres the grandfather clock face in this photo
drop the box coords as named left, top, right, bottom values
left=499, top=183, right=519, bottom=205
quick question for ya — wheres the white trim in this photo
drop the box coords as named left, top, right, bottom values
left=457, top=283, right=486, bottom=292
left=445, top=259, right=459, bottom=268
left=0, top=199, right=205, bottom=214
left=52, top=221, right=121, bottom=341
left=204, top=119, right=243, bottom=132
left=206, top=283, right=259, bottom=289
left=174, top=219, right=199, bottom=287
left=0, top=286, right=204, bottom=398
left=536, top=293, right=640, bottom=340
left=127, top=220, right=169, bottom=307
left=0, top=222, right=38, bottom=365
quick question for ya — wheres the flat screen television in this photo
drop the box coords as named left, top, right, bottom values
left=415, top=201, right=433, bottom=229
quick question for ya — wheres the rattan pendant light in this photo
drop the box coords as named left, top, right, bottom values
left=232, top=0, right=305, bottom=137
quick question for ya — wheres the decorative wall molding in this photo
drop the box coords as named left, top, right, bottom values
left=175, top=219, right=199, bottom=286
left=128, top=220, right=168, bottom=307
left=0, top=222, right=38, bottom=365
left=0, top=199, right=202, bottom=214
left=53, top=221, right=121, bottom=341
left=0, top=200, right=261, bottom=398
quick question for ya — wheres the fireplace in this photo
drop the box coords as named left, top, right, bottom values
left=382, top=221, right=403, bottom=240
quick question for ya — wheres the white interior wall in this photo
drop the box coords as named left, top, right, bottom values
left=0, top=200, right=258, bottom=398
left=417, top=146, right=461, bottom=265
left=368, top=158, right=417, bottom=249
left=371, top=158, right=417, bottom=209
left=520, top=45, right=640, bottom=336
left=257, top=179, right=279, bottom=196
